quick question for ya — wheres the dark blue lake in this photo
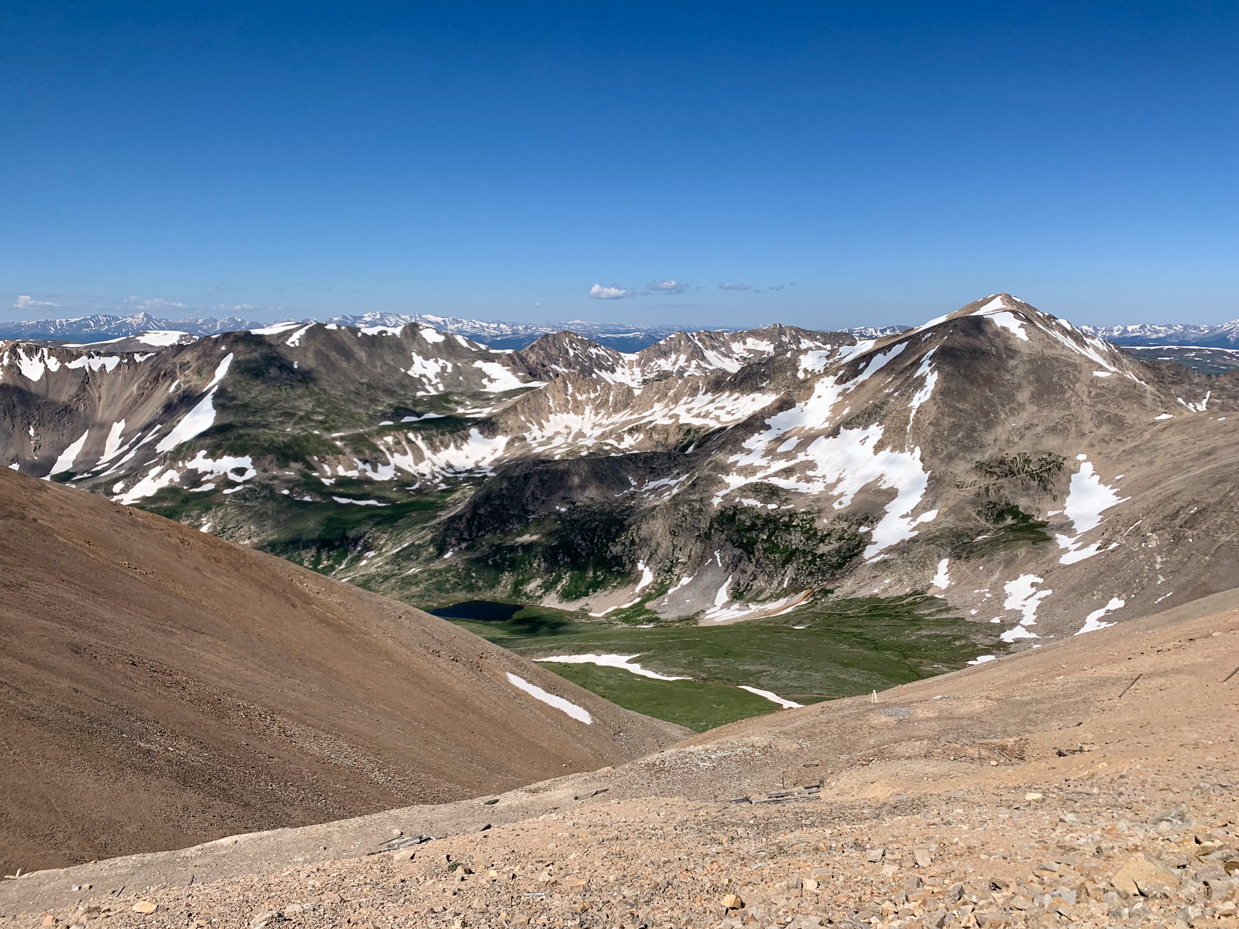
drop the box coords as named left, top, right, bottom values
left=430, top=600, right=524, bottom=622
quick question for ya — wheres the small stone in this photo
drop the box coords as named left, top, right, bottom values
left=250, top=911, right=278, bottom=929
left=721, top=893, right=745, bottom=910
left=1024, top=792, right=1043, bottom=801
left=131, top=902, right=157, bottom=915
left=865, top=848, right=885, bottom=863
left=914, top=848, right=934, bottom=869
left=802, top=877, right=818, bottom=892
left=1111, top=853, right=1175, bottom=897
left=975, top=912, right=1013, bottom=927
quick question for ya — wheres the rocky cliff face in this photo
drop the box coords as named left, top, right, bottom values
left=2, top=295, right=1235, bottom=640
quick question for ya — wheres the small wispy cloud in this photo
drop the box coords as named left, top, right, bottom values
left=645, top=279, right=686, bottom=295
left=124, top=296, right=187, bottom=312
left=718, top=282, right=751, bottom=291
left=14, top=295, right=61, bottom=309
left=589, top=284, right=635, bottom=300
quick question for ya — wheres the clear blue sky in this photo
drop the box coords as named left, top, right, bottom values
left=2, top=1, right=1237, bottom=328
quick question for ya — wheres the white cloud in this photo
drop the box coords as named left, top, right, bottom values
left=646, top=279, right=686, bottom=295
left=589, top=284, right=635, bottom=300
left=14, top=295, right=61, bottom=309
left=124, top=296, right=187, bottom=312
left=718, top=282, right=751, bottom=291
left=534, top=302, right=542, bottom=308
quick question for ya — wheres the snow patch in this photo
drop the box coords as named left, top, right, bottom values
left=982, top=311, right=1029, bottom=341
left=534, top=654, right=689, bottom=681
left=134, top=330, right=189, bottom=346
left=331, top=496, right=390, bottom=506
left=505, top=672, right=592, bottom=724
left=1055, top=458, right=1128, bottom=563
left=285, top=325, right=312, bottom=347
left=1003, top=574, right=1051, bottom=626
left=156, top=390, right=220, bottom=452
left=931, top=557, right=951, bottom=590
left=1076, top=597, right=1125, bottom=635
left=473, top=360, right=529, bottom=392
left=46, top=430, right=89, bottom=477
left=185, top=450, right=256, bottom=484
left=738, top=686, right=803, bottom=709
left=249, top=321, right=302, bottom=336
left=116, top=465, right=181, bottom=504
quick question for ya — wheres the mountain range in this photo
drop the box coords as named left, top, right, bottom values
left=1080, top=320, right=1239, bottom=346
left=7, top=306, right=1239, bottom=353
left=2, top=293, right=1235, bottom=654
left=0, top=310, right=908, bottom=352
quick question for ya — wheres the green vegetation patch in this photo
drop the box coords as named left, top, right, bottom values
left=707, top=502, right=869, bottom=594
left=541, top=663, right=779, bottom=732
left=437, top=595, right=997, bottom=732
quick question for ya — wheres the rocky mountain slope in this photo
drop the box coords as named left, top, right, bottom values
left=3, top=295, right=1235, bottom=651
left=0, top=469, right=686, bottom=876
left=4, top=581, right=1235, bottom=928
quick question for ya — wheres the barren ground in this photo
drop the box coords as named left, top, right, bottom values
left=4, top=586, right=1236, bottom=928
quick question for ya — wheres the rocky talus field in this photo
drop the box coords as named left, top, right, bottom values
left=3, top=587, right=1236, bottom=929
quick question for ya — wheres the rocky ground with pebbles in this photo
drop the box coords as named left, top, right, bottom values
left=4, top=590, right=1237, bottom=929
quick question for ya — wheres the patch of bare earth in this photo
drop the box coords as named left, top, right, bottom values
left=5, top=587, right=1238, bottom=928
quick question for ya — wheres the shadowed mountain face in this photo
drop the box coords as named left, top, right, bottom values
left=0, top=469, right=687, bottom=875
left=3, top=296, right=1238, bottom=644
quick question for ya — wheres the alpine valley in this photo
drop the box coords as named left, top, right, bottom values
left=3, top=294, right=1237, bottom=723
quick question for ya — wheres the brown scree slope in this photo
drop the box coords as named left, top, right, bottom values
left=0, top=468, right=687, bottom=876
left=3, top=579, right=1236, bottom=927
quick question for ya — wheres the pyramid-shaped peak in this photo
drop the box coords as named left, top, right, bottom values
left=962, top=292, right=1035, bottom=314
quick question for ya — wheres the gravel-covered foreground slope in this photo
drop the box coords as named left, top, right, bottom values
left=0, top=470, right=687, bottom=876
left=4, top=294, right=1239, bottom=644
left=3, top=588, right=1236, bottom=928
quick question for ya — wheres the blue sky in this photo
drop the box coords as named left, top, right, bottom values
left=2, top=1, right=1237, bottom=328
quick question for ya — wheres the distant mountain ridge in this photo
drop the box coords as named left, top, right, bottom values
left=1080, top=320, right=1239, bottom=347
left=0, top=310, right=909, bottom=351
left=9, top=308, right=1239, bottom=351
